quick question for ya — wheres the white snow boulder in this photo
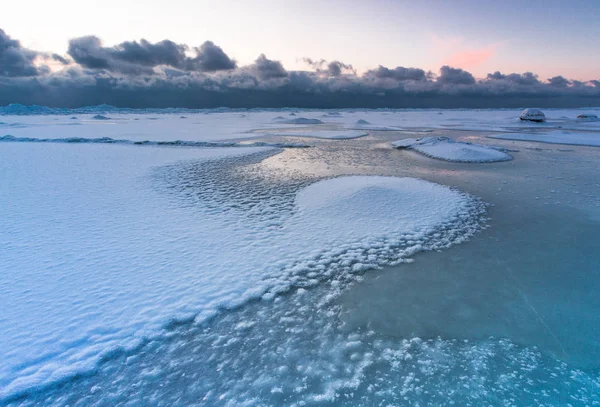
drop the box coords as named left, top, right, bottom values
left=519, top=108, right=546, bottom=122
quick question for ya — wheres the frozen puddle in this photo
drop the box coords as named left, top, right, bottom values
left=489, top=130, right=600, bottom=147
left=0, top=143, right=483, bottom=400
left=392, top=136, right=512, bottom=162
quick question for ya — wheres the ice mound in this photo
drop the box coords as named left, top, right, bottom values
left=392, top=136, right=512, bottom=162
left=356, top=119, right=371, bottom=125
left=577, top=113, right=599, bottom=121
left=519, top=108, right=545, bottom=122
left=91, top=114, right=111, bottom=120
left=489, top=130, right=600, bottom=147
left=266, top=130, right=368, bottom=140
left=283, top=117, right=324, bottom=125
left=0, top=141, right=482, bottom=399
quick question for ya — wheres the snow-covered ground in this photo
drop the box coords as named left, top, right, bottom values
left=2, top=106, right=600, bottom=405
left=0, top=142, right=480, bottom=399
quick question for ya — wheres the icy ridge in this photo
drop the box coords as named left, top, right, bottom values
left=0, top=135, right=310, bottom=149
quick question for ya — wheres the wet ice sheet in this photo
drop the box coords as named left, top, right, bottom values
left=0, top=142, right=480, bottom=399
left=392, top=136, right=512, bottom=162
left=13, top=272, right=600, bottom=407
left=489, top=130, right=600, bottom=147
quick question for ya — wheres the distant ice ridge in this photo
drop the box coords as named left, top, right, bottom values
left=262, top=129, right=368, bottom=139
left=0, top=143, right=484, bottom=400
left=392, top=136, right=512, bottom=162
left=489, top=130, right=600, bottom=147
left=0, top=135, right=311, bottom=149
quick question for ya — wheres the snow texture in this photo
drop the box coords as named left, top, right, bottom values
left=392, top=136, right=512, bottom=162
left=0, top=141, right=480, bottom=399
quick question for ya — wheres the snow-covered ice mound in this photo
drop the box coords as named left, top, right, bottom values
left=265, top=129, right=368, bottom=139
left=577, top=113, right=599, bottom=121
left=392, top=136, right=512, bottom=162
left=0, top=142, right=483, bottom=400
left=519, top=108, right=545, bottom=122
left=347, top=119, right=402, bottom=131
left=91, top=114, right=111, bottom=120
left=273, top=117, right=324, bottom=125
left=488, top=130, right=600, bottom=147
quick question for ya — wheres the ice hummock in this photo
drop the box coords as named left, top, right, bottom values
left=577, top=113, right=599, bottom=121
left=392, top=136, right=512, bottom=162
left=262, top=129, right=368, bottom=139
left=519, top=108, right=546, bottom=122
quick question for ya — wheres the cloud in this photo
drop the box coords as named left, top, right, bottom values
left=486, top=71, right=540, bottom=85
left=251, top=54, right=288, bottom=80
left=0, top=28, right=40, bottom=77
left=437, top=66, right=476, bottom=85
left=303, top=58, right=355, bottom=77
left=1, top=29, right=599, bottom=108
left=548, top=75, right=571, bottom=87
left=185, top=41, right=237, bottom=72
left=67, top=36, right=235, bottom=74
left=365, top=65, right=429, bottom=82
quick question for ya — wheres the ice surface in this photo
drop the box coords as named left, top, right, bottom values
left=392, top=136, right=512, bottom=162
left=489, top=130, right=600, bottom=147
left=0, top=142, right=480, bottom=399
left=3, top=106, right=600, bottom=405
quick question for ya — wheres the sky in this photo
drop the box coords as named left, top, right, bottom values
left=1, top=0, right=599, bottom=108
left=2, top=0, right=599, bottom=80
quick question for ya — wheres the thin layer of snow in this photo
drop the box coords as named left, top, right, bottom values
left=488, top=130, right=600, bottom=147
left=0, top=141, right=479, bottom=399
left=392, top=136, right=512, bottom=162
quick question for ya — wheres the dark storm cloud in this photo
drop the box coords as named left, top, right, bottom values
left=67, top=36, right=235, bottom=74
left=186, top=41, right=237, bottom=72
left=486, top=71, right=540, bottom=85
left=437, top=66, right=476, bottom=85
left=1, top=29, right=599, bottom=108
left=365, top=65, right=429, bottom=82
left=548, top=75, right=571, bottom=87
left=51, top=53, right=70, bottom=65
left=303, top=58, right=355, bottom=77
left=0, top=28, right=40, bottom=77
left=251, top=54, right=288, bottom=80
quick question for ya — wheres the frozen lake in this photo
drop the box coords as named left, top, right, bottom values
left=1, top=107, right=600, bottom=406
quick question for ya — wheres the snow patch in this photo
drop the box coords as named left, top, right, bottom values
left=392, top=137, right=512, bottom=162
